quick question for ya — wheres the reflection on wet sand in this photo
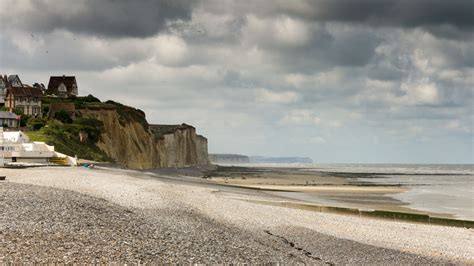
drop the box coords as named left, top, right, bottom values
left=206, top=166, right=455, bottom=218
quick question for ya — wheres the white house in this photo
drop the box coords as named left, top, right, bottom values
left=2, top=130, right=29, bottom=143
left=0, top=127, right=76, bottom=166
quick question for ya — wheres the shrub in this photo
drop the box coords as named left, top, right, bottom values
left=81, top=94, right=101, bottom=103
left=28, top=118, right=48, bottom=131
left=42, top=105, right=49, bottom=115
left=13, top=109, right=31, bottom=127
left=68, top=118, right=103, bottom=142
left=54, top=110, right=73, bottom=124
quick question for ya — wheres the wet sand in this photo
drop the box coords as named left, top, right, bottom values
left=205, top=166, right=454, bottom=218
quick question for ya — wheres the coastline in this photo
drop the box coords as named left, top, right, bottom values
left=204, top=165, right=465, bottom=219
left=1, top=166, right=473, bottom=263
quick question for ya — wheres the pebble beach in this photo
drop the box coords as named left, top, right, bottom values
left=1, top=167, right=473, bottom=264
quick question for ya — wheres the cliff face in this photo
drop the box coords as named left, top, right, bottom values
left=77, top=107, right=156, bottom=169
left=196, top=135, right=209, bottom=166
left=77, top=103, right=209, bottom=169
left=153, top=125, right=209, bottom=168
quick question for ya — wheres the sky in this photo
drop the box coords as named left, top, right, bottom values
left=1, top=0, right=473, bottom=164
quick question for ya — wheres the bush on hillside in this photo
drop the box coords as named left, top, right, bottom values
left=54, top=110, right=73, bottom=124
left=28, top=117, right=48, bottom=130
left=29, top=120, right=110, bottom=161
left=69, top=117, right=103, bottom=142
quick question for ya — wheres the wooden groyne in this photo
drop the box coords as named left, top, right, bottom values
left=238, top=198, right=474, bottom=229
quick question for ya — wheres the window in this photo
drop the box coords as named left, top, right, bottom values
left=59, top=83, right=67, bottom=92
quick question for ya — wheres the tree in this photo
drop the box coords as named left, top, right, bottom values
left=14, top=108, right=30, bottom=127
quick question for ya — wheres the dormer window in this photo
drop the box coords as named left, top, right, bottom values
left=58, top=83, right=67, bottom=92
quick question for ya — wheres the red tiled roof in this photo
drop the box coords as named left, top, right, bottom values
left=7, top=86, right=44, bottom=97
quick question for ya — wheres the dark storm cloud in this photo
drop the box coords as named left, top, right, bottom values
left=202, top=0, right=473, bottom=39
left=306, top=0, right=473, bottom=29
left=275, top=26, right=381, bottom=73
left=3, top=0, right=194, bottom=38
left=309, top=0, right=474, bottom=39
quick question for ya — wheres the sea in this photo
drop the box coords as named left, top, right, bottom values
left=301, top=164, right=474, bottom=220
left=234, top=163, right=474, bottom=220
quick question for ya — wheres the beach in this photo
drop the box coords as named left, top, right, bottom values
left=206, top=165, right=474, bottom=219
left=1, top=166, right=473, bottom=263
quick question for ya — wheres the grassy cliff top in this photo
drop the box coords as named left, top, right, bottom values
left=104, top=100, right=149, bottom=130
left=149, top=124, right=194, bottom=138
left=43, top=95, right=149, bottom=130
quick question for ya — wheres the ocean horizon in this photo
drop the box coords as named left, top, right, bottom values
left=218, top=163, right=474, bottom=220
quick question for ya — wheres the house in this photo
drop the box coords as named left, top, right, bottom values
left=8, top=75, right=23, bottom=87
left=5, top=86, right=44, bottom=117
left=2, top=129, right=29, bottom=143
left=46, top=75, right=78, bottom=98
left=1, top=74, right=27, bottom=106
left=0, top=127, right=77, bottom=166
left=0, top=111, right=19, bottom=128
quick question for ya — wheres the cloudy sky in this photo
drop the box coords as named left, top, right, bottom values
left=1, top=0, right=473, bottom=163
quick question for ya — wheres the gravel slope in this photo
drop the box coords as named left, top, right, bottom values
left=1, top=167, right=472, bottom=264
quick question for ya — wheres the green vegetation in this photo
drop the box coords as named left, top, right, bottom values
left=23, top=94, right=119, bottom=162
left=150, top=124, right=191, bottom=139
left=53, top=110, right=73, bottom=124
left=105, top=100, right=149, bottom=130
left=73, top=117, right=103, bottom=142
left=13, top=109, right=30, bottom=127
left=25, top=130, right=49, bottom=143
left=27, top=120, right=111, bottom=162
left=27, top=117, right=48, bottom=130
left=20, top=94, right=149, bottom=162
left=42, top=94, right=105, bottom=113
left=42, top=94, right=101, bottom=105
